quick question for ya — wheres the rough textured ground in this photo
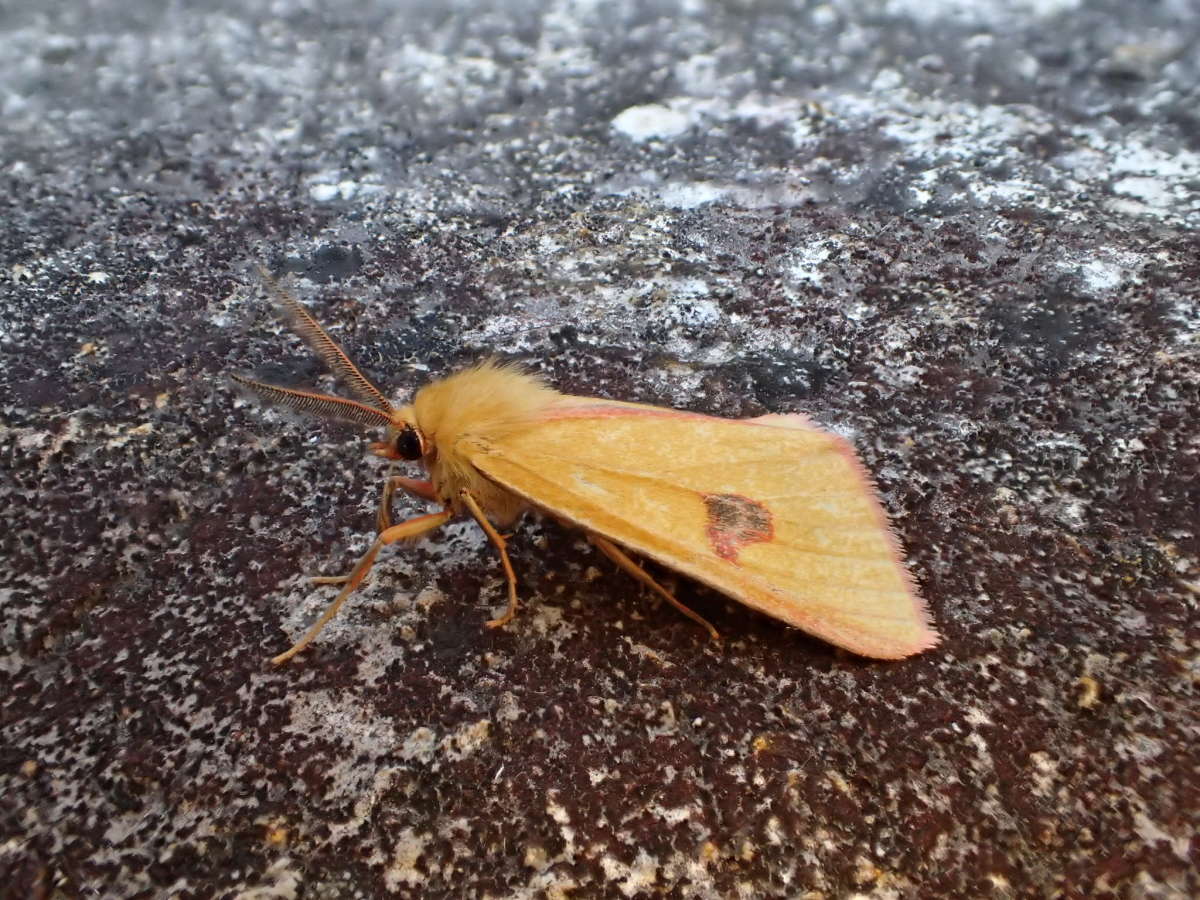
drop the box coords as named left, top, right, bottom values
left=2, top=1, right=1198, bottom=897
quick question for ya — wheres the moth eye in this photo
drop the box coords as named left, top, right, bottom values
left=395, top=425, right=424, bottom=461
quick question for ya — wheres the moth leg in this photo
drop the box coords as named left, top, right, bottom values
left=271, top=509, right=454, bottom=665
left=309, top=573, right=356, bottom=586
left=377, top=475, right=438, bottom=532
left=311, top=475, right=442, bottom=587
left=588, top=534, right=721, bottom=642
left=458, top=490, right=520, bottom=630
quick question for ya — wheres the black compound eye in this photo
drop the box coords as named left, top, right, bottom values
left=394, top=425, right=424, bottom=461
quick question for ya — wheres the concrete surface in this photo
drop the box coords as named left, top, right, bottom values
left=1, top=0, right=1197, bottom=896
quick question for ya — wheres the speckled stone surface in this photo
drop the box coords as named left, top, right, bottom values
left=2, top=1, right=1198, bottom=897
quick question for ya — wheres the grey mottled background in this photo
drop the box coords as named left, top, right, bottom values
left=2, top=0, right=1198, bottom=897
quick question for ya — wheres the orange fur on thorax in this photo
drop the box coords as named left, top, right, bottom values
left=402, top=361, right=564, bottom=525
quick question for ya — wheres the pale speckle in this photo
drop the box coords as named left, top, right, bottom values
left=1076, top=676, right=1102, bottom=709
left=764, top=816, right=785, bottom=845
left=651, top=804, right=692, bottom=825
left=1132, top=811, right=1193, bottom=862
left=655, top=181, right=728, bottom=209
left=825, top=769, right=853, bottom=795
left=399, top=727, right=438, bottom=763
left=442, top=719, right=490, bottom=761
left=1115, top=733, right=1165, bottom=763
left=600, top=848, right=659, bottom=897
left=964, top=707, right=994, bottom=728
left=1077, top=259, right=1125, bottom=293
left=852, top=855, right=883, bottom=887
left=233, top=857, right=301, bottom=900
left=309, top=183, right=339, bottom=202
left=308, top=180, right=383, bottom=202
left=546, top=795, right=570, bottom=826
left=384, top=828, right=431, bottom=891
left=496, top=691, right=521, bottom=722
left=986, top=873, right=1011, bottom=891
left=1028, top=750, right=1058, bottom=796
left=871, top=68, right=903, bottom=92
left=611, top=103, right=691, bottom=142
left=1111, top=176, right=1184, bottom=211
left=1052, top=498, right=1088, bottom=532
left=787, top=242, right=835, bottom=286
left=884, top=0, right=1082, bottom=26
left=1110, top=142, right=1200, bottom=179
left=523, top=844, right=550, bottom=870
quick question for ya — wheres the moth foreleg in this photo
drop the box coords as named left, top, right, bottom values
left=458, top=489, right=521, bottom=630
left=271, top=509, right=454, bottom=665
left=377, top=475, right=439, bottom=532
left=312, top=474, right=443, bottom=586
left=588, top=534, right=721, bottom=642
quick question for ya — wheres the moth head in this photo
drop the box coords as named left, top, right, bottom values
left=373, top=415, right=431, bottom=462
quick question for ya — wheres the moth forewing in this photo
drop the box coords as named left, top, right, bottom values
left=463, top=400, right=938, bottom=659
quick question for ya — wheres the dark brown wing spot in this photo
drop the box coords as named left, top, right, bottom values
left=703, top=493, right=774, bottom=563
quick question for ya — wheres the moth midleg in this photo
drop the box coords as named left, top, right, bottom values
left=458, top=489, right=521, bottom=629
left=271, top=509, right=454, bottom=665
left=377, top=475, right=439, bottom=532
left=588, top=534, right=721, bottom=641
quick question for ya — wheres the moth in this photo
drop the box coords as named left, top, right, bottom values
left=234, top=269, right=938, bottom=665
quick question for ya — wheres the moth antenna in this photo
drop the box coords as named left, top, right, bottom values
left=256, top=264, right=395, bottom=414
left=231, top=374, right=394, bottom=429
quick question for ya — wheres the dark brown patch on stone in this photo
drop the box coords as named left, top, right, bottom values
left=703, top=493, right=774, bottom=562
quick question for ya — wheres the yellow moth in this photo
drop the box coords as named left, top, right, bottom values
left=234, top=269, right=938, bottom=665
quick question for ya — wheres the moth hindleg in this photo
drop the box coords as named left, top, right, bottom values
left=459, top=489, right=521, bottom=629
left=271, top=509, right=453, bottom=665
left=588, top=534, right=721, bottom=641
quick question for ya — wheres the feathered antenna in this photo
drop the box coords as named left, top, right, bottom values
left=229, top=375, right=394, bottom=429
left=231, top=265, right=397, bottom=430
left=254, top=264, right=394, bottom=414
